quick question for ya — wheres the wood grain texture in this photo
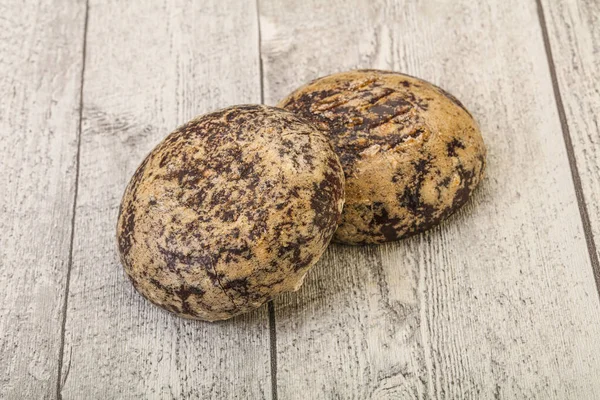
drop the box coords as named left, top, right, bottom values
left=259, top=0, right=600, bottom=398
left=540, top=0, right=600, bottom=284
left=59, top=1, right=271, bottom=398
left=0, top=1, right=86, bottom=399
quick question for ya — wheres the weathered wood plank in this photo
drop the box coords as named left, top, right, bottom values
left=59, top=1, right=271, bottom=398
left=0, top=1, right=86, bottom=398
left=540, top=0, right=600, bottom=288
left=259, top=0, right=600, bottom=398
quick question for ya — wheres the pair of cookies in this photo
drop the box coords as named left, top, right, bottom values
left=117, top=70, right=486, bottom=321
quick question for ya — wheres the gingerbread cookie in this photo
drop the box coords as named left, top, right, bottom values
left=279, top=70, right=486, bottom=244
left=117, top=105, right=345, bottom=321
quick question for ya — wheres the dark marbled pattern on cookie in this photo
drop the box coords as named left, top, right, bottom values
left=279, top=70, right=486, bottom=244
left=116, top=105, right=345, bottom=321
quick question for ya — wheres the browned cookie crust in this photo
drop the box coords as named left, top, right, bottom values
left=116, top=105, right=345, bottom=321
left=279, top=70, right=486, bottom=245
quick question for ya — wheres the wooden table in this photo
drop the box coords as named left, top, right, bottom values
left=2, top=0, right=600, bottom=398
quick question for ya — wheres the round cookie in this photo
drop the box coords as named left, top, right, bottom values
left=116, top=105, right=345, bottom=321
left=279, top=70, right=486, bottom=245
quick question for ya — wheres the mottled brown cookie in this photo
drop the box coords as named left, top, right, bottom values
left=116, top=105, right=345, bottom=321
left=279, top=70, right=486, bottom=245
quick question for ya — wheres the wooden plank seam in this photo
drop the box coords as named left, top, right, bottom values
left=536, top=0, right=600, bottom=299
left=56, top=1, right=90, bottom=398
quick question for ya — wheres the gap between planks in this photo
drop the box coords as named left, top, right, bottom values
left=536, top=0, right=600, bottom=300
left=255, top=0, right=279, bottom=398
left=56, top=0, right=90, bottom=398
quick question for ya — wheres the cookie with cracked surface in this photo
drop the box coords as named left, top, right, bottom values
left=116, top=105, right=345, bottom=321
left=279, top=70, right=486, bottom=245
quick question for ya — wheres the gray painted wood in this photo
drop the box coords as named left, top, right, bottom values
left=2, top=0, right=600, bottom=398
left=541, top=0, right=600, bottom=282
left=58, top=1, right=271, bottom=398
left=0, top=1, right=86, bottom=399
left=259, top=0, right=600, bottom=398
